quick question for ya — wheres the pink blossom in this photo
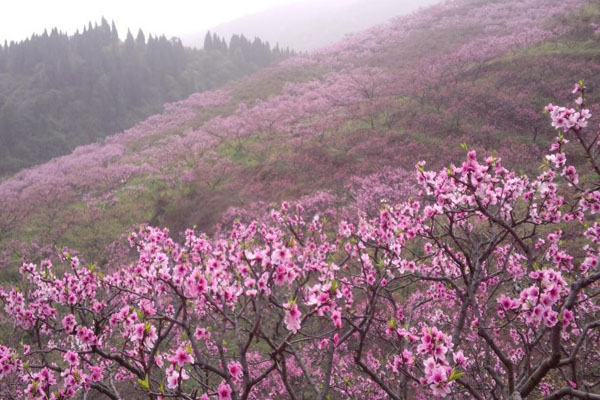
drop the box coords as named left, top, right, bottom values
left=284, top=302, right=302, bottom=333
left=228, top=361, right=243, bottom=380
left=218, top=382, right=233, bottom=400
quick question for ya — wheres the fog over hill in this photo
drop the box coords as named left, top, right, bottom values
left=183, top=0, right=439, bottom=51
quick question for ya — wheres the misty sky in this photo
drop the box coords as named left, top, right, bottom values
left=0, top=0, right=302, bottom=43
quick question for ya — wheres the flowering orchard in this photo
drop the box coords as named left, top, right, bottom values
left=1, top=83, right=599, bottom=400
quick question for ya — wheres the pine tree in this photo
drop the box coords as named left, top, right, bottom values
left=204, top=31, right=213, bottom=50
left=136, top=29, right=146, bottom=46
left=111, top=21, right=119, bottom=42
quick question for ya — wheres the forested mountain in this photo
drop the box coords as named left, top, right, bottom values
left=0, top=19, right=293, bottom=175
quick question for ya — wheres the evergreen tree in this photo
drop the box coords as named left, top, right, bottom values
left=203, top=31, right=213, bottom=50
left=136, top=29, right=146, bottom=46
left=111, top=21, right=119, bottom=42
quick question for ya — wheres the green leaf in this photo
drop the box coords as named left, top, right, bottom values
left=448, top=368, right=464, bottom=382
left=388, top=319, right=397, bottom=329
left=460, top=141, right=468, bottom=151
left=137, top=374, right=150, bottom=391
left=330, top=280, right=338, bottom=293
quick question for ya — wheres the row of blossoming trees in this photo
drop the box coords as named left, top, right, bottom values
left=1, top=83, right=599, bottom=400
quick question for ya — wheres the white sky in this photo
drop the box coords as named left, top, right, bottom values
left=0, top=0, right=302, bottom=43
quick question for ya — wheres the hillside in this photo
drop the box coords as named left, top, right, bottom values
left=183, top=0, right=439, bottom=51
left=0, top=20, right=292, bottom=176
left=1, top=0, right=599, bottom=272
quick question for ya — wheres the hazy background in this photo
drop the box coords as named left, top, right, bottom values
left=1, top=0, right=438, bottom=50
left=187, top=0, right=439, bottom=51
left=0, top=0, right=299, bottom=43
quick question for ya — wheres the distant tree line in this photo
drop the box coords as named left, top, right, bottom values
left=0, top=18, right=294, bottom=175
left=203, top=31, right=293, bottom=66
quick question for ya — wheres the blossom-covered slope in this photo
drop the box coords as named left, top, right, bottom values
left=1, top=0, right=599, bottom=269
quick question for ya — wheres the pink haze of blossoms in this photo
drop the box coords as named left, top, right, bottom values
left=1, top=84, right=600, bottom=399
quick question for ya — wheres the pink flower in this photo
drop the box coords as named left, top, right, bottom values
left=430, top=366, right=446, bottom=384
left=64, top=351, right=79, bottom=367
left=544, top=310, right=558, bottom=327
left=172, top=347, right=194, bottom=367
left=131, top=323, right=146, bottom=341
left=218, top=382, right=232, bottom=400
left=284, top=302, right=302, bottom=333
left=194, top=327, right=210, bottom=340
left=228, top=361, right=242, bottom=380
left=562, top=309, right=574, bottom=328
left=166, top=366, right=189, bottom=389
left=402, top=349, right=414, bottom=366
left=90, top=366, right=103, bottom=382
left=331, top=309, right=342, bottom=329
left=144, top=324, right=158, bottom=349
left=62, top=314, right=76, bottom=333
left=453, top=351, right=467, bottom=368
